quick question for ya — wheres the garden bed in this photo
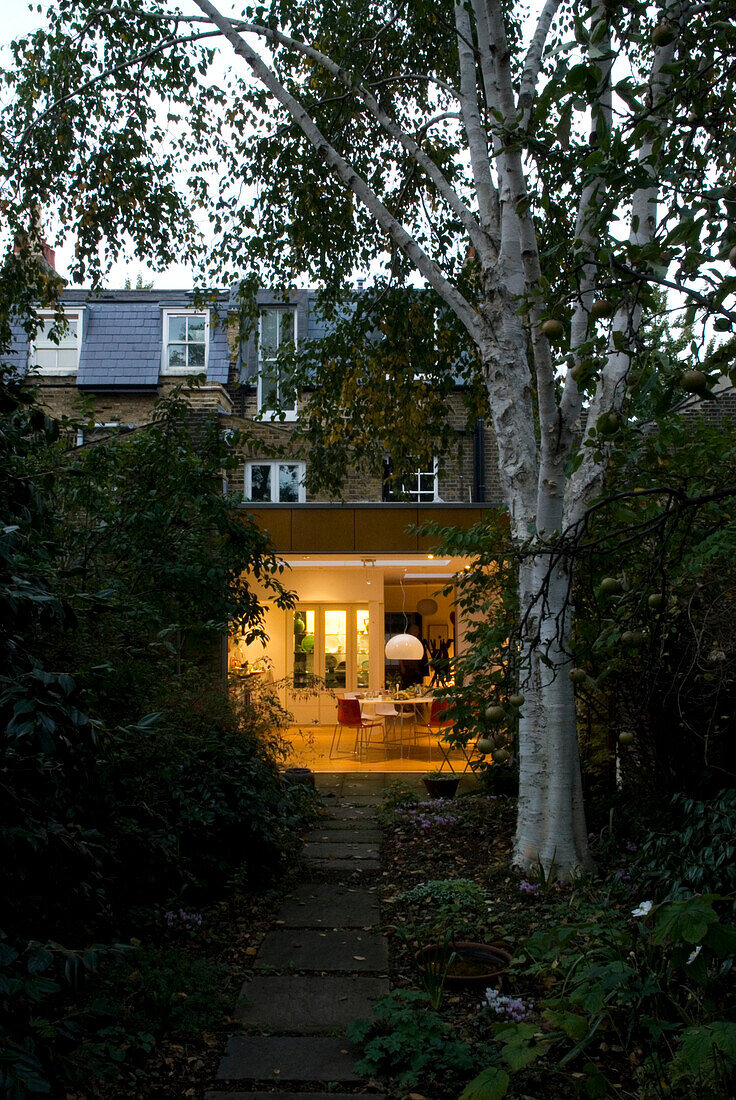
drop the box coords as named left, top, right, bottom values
left=359, top=783, right=736, bottom=1100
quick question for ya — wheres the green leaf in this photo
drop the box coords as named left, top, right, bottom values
left=460, top=1066, right=510, bottom=1100
left=651, top=896, right=719, bottom=945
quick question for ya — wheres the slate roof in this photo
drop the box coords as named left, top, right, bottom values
left=4, top=286, right=464, bottom=389
left=5, top=289, right=231, bottom=389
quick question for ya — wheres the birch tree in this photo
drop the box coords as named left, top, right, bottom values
left=4, top=0, right=736, bottom=871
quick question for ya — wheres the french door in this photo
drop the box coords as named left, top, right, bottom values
left=291, top=605, right=370, bottom=692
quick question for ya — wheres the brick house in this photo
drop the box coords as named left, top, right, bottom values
left=8, top=287, right=503, bottom=724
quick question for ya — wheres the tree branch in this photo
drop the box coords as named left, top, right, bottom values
left=191, top=0, right=486, bottom=345
left=453, top=0, right=499, bottom=252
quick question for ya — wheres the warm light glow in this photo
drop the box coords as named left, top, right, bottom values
left=385, top=633, right=424, bottom=660
left=416, top=597, right=438, bottom=616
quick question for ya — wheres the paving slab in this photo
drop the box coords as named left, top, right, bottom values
left=255, top=929, right=388, bottom=972
left=307, top=829, right=382, bottom=845
left=303, top=841, right=380, bottom=861
left=274, top=884, right=379, bottom=928
left=237, top=974, right=389, bottom=1030
left=322, top=805, right=378, bottom=821
left=216, top=1036, right=361, bottom=1082
left=315, top=816, right=380, bottom=831
left=207, top=1093, right=381, bottom=1100
left=306, top=857, right=381, bottom=872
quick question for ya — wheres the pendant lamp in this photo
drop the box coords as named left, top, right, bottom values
left=385, top=573, right=425, bottom=660
left=416, top=597, right=438, bottom=616
left=385, top=632, right=425, bottom=660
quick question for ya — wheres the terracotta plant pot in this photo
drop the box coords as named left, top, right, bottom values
left=416, top=941, right=512, bottom=987
left=422, top=775, right=460, bottom=800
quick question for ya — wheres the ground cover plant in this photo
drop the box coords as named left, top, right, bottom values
left=355, top=781, right=736, bottom=1100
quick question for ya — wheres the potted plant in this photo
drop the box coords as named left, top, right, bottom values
left=422, top=770, right=460, bottom=800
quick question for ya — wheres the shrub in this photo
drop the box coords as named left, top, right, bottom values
left=635, top=789, right=736, bottom=905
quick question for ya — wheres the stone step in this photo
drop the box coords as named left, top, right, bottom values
left=306, top=829, right=382, bottom=845
left=303, top=841, right=380, bottom=861
left=217, top=1036, right=361, bottom=1083
left=305, top=857, right=380, bottom=873
left=255, top=928, right=388, bottom=972
left=207, top=1093, right=382, bottom=1100
left=273, top=884, right=379, bottom=928
left=237, top=974, right=389, bottom=1031
left=316, top=816, right=379, bottom=831
left=320, top=805, right=378, bottom=821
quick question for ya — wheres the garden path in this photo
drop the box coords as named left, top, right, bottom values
left=205, top=773, right=395, bottom=1100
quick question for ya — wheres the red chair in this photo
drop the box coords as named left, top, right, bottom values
left=415, top=700, right=455, bottom=766
left=330, top=697, right=384, bottom=760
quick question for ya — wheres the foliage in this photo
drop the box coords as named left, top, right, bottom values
left=0, top=369, right=315, bottom=1093
left=569, top=413, right=736, bottom=796
left=473, top=892, right=736, bottom=1098
left=635, top=790, right=736, bottom=907
left=396, top=878, right=489, bottom=943
left=0, top=934, right=224, bottom=1097
left=347, top=989, right=477, bottom=1089
left=378, top=778, right=420, bottom=822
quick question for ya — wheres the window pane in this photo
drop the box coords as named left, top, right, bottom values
left=293, top=608, right=315, bottom=686
left=187, top=315, right=206, bottom=342
left=260, top=363, right=279, bottom=409
left=168, top=316, right=188, bottom=342
left=279, top=310, right=294, bottom=345
left=357, top=609, right=370, bottom=688
left=57, top=347, right=77, bottom=370
left=168, top=344, right=187, bottom=367
left=324, top=609, right=346, bottom=689
left=279, top=464, right=300, bottom=502
left=249, top=465, right=272, bottom=501
left=261, top=310, right=278, bottom=357
left=189, top=342, right=205, bottom=367
left=35, top=348, right=57, bottom=369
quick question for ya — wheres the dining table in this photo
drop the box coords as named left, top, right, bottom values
left=359, top=694, right=435, bottom=759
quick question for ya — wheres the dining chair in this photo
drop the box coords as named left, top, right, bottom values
left=330, top=697, right=384, bottom=759
left=415, top=699, right=454, bottom=765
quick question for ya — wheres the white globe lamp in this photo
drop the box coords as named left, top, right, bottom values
left=385, top=633, right=425, bottom=660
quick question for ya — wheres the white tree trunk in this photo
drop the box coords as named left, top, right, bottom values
left=514, top=554, right=590, bottom=872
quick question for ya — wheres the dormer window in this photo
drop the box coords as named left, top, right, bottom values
left=258, top=307, right=297, bottom=419
left=162, top=309, right=209, bottom=374
left=31, top=310, right=84, bottom=374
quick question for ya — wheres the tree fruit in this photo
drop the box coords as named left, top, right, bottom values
left=652, top=23, right=675, bottom=47
left=680, top=369, right=708, bottom=393
left=621, top=630, right=635, bottom=644
left=476, top=737, right=495, bottom=755
left=591, top=298, right=615, bottom=319
left=541, top=318, right=565, bottom=340
left=601, top=411, right=622, bottom=435
left=618, top=731, right=635, bottom=745
left=569, top=667, right=586, bottom=684
left=508, top=693, right=525, bottom=708
left=647, top=593, right=664, bottom=609
left=492, top=747, right=511, bottom=764
left=600, top=576, right=622, bottom=595
left=485, top=704, right=506, bottom=723
left=631, top=629, right=645, bottom=645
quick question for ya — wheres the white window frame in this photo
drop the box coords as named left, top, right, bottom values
left=245, top=460, right=306, bottom=503
left=257, top=307, right=298, bottom=421
left=161, top=307, right=210, bottom=375
left=30, top=309, right=85, bottom=375
left=402, top=459, right=440, bottom=502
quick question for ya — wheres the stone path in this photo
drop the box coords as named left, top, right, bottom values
left=206, top=773, right=390, bottom=1100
